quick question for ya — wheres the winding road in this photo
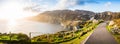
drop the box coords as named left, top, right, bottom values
left=85, top=23, right=118, bottom=44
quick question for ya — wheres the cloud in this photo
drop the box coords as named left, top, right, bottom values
left=105, top=2, right=111, bottom=7
left=23, top=0, right=100, bottom=12
left=24, top=0, right=58, bottom=12
left=53, top=0, right=77, bottom=10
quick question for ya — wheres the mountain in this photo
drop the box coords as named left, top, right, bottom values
left=28, top=10, right=95, bottom=24
left=95, top=11, right=120, bottom=20
left=27, top=10, right=120, bottom=24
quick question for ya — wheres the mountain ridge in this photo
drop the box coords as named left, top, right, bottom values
left=27, top=10, right=120, bottom=24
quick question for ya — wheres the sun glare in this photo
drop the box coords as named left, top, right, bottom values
left=8, top=19, right=17, bottom=27
left=7, top=19, right=17, bottom=32
left=0, top=1, right=37, bottom=20
left=0, top=1, right=38, bottom=32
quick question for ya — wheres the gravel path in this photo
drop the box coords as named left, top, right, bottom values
left=85, top=23, right=118, bottom=44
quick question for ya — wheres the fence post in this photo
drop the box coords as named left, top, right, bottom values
left=9, top=32, right=11, bottom=41
left=29, top=32, right=31, bottom=43
left=9, top=32, right=11, bottom=44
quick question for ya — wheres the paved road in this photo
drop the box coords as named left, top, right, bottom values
left=85, top=23, right=118, bottom=44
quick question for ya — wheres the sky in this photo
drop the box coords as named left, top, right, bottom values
left=28, top=0, right=120, bottom=12
left=0, top=0, right=120, bottom=13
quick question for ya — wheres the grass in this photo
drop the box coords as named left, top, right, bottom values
left=0, top=42, right=4, bottom=44
left=114, top=34, right=120, bottom=44
left=60, top=23, right=99, bottom=44
left=60, top=30, right=93, bottom=44
left=106, top=26, right=112, bottom=32
left=106, top=26, right=120, bottom=44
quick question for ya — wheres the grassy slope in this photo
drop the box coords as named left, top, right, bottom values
left=106, top=26, right=120, bottom=44
left=60, top=23, right=99, bottom=44
left=60, top=30, right=93, bottom=44
left=31, top=21, right=101, bottom=44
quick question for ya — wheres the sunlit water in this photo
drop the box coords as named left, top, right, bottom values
left=0, top=20, right=64, bottom=37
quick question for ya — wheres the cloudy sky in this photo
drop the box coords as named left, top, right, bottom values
left=0, top=0, right=120, bottom=12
